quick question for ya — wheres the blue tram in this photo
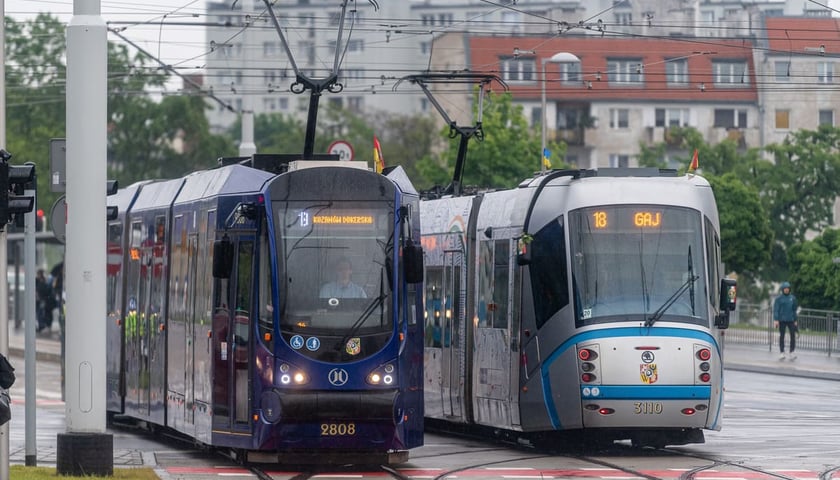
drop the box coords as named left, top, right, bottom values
left=106, top=160, right=425, bottom=463
left=420, top=168, right=736, bottom=447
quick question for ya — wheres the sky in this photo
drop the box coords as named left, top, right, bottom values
left=2, top=0, right=211, bottom=91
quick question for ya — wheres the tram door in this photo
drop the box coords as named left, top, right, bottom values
left=441, top=248, right=463, bottom=419
left=473, top=237, right=514, bottom=427
left=184, top=233, right=198, bottom=426
left=212, top=237, right=254, bottom=431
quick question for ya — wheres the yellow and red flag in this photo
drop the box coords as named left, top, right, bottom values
left=688, top=148, right=699, bottom=173
left=373, top=136, right=385, bottom=173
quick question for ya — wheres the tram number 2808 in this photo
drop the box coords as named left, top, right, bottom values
left=321, top=423, right=356, bottom=436
left=634, top=402, right=664, bottom=414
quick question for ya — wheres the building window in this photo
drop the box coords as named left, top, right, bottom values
left=713, top=60, right=749, bottom=85
left=607, top=59, right=644, bottom=85
left=347, top=39, right=364, bottom=52
left=609, top=154, right=630, bottom=167
left=775, top=109, right=790, bottom=130
left=347, top=97, right=364, bottom=112
left=655, top=108, right=690, bottom=127
left=438, top=13, right=454, bottom=25
left=818, top=62, right=834, bottom=84
left=713, top=108, right=747, bottom=128
left=279, top=98, right=288, bottom=110
left=421, top=14, right=434, bottom=26
left=263, top=98, right=277, bottom=111
left=559, top=62, right=581, bottom=84
left=501, top=57, right=535, bottom=82
left=819, top=109, right=834, bottom=126
left=609, top=109, right=629, bottom=129
left=615, top=12, right=632, bottom=25
left=665, top=59, right=688, bottom=85
left=557, top=108, right=580, bottom=129
left=775, top=61, right=790, bottom=81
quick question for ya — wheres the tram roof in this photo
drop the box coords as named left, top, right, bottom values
left=130, top=177, right=186, bottom=212
left=175, top=164, right=274, bottom=204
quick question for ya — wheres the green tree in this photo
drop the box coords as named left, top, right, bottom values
left=787, top=228, right=840, bottom=310
left=4, top=13, right=234, bottom=213
left=760, top=126, right=840, bottom=250
left=420, top=91, right=567, bottom=190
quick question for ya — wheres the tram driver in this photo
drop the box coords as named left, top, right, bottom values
left=319, top=257, right=367, bottom=299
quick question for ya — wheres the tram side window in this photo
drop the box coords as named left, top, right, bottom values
left=529, top=217, right=570, bottom=329
left=477, top=239, right=509, bottom=329
left=258, top=227, right=274, bottom=350
left=424, top=267, right=444, bottom=347
left=704, top=217, right=721, bottom=308
left=234, top=241, right=254, bottom=347
left=492, top=239, right=510, bottom=329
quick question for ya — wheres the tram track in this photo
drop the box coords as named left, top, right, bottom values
left=660, top=446, right=839, bottom=480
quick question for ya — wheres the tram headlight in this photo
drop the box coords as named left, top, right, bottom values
left=278, top=363, right=309, bottom=385
left=367, top=362, right=397, bottom=386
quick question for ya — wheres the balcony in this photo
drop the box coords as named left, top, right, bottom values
left=550, top=128, right=585, bottom=146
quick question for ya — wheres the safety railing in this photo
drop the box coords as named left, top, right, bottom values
left=724, top=303, right=840, bottom=357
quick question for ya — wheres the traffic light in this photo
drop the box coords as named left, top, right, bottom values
left=0, top=149, right=35, bottom=230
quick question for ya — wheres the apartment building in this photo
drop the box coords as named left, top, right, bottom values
left=203, top=1, right=829, bottom=134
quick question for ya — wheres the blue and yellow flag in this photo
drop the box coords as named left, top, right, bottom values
left=542, top=147, right=552, bottom=169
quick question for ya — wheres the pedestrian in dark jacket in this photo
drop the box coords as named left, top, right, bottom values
left=773, top=281, right=798, bottom=360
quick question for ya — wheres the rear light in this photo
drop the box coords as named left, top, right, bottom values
left=580, top=362, right=595, bottom=372
left=681, top=408, right=696, bottom=415
left=697, top=348, right=711, bottom=361
left=581, top=373, right=597, bottom=383
left=699, top=372, right=711, bottom=382
left=578, top=348, right=598, bottom=361
left=598, top=408, right=615, bottom=415
left=699, top=362, right=710, bottom=372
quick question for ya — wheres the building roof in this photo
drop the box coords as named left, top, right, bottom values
left=468, top=35, right=758, bottom=103
left=763, top=17, right=840, bottom=57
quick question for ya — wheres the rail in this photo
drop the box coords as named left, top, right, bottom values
left=724, top=303, right=840, bottom=357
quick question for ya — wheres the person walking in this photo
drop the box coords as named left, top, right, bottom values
left=773, top=281, right=798, bottom=360
left=35, top=269, right=53, bottom=332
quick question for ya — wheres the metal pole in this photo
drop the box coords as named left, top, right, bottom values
left=23, top=188, right=36, bottom=465
left=0, top=0, right=10, bottom=475
left=239, top=13, right=256, bottom=157
left=540, top=58, right=547, bottom=174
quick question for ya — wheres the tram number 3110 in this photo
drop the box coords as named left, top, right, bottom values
left=634, top=402, right=664, bottom=414
left=321, top=423, right=357, bottom=436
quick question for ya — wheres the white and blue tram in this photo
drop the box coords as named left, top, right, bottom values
left=420, top=168, right=735, bottom=447
left=106, top=160, right=425, bottom=463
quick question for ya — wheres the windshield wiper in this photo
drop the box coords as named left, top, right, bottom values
left=334, top=271, right=388, bottom=352
left=645, top=274, right=699, bottom=327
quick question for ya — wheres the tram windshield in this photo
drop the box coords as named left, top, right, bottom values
left=273, top=200, right=395, bottom=360
left=569, top=205, right=708, bottom=327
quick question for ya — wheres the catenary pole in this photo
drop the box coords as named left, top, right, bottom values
left=0, top=0, right=10, bottom=475
left=58, top=0, right=113, bottom=474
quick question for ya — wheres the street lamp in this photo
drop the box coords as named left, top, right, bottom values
left=541, top=52, right=581, bottom=173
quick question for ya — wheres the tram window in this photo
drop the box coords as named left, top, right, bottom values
left=492, top=239, right=510, bottom=329
left=528, top=217, right=570, bottom=329
left=705, top=217, right=721, bottom=306
left=235, top=241, right=254, bottom=315
left=477, top=241, right=493, bottom=328
left=258, top=227, right=274, bottom=349
left=424, top=267, right=443, bottom=347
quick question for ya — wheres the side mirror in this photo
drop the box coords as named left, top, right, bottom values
left=213, top=236, right=234, bottom=279
left=720, top=278, right=737, bottom=311
left=714, top=278, right=737, bottom=329
left=403, top=243, right=424, bottom=284
left=515, top=235, right=532, bottom=266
